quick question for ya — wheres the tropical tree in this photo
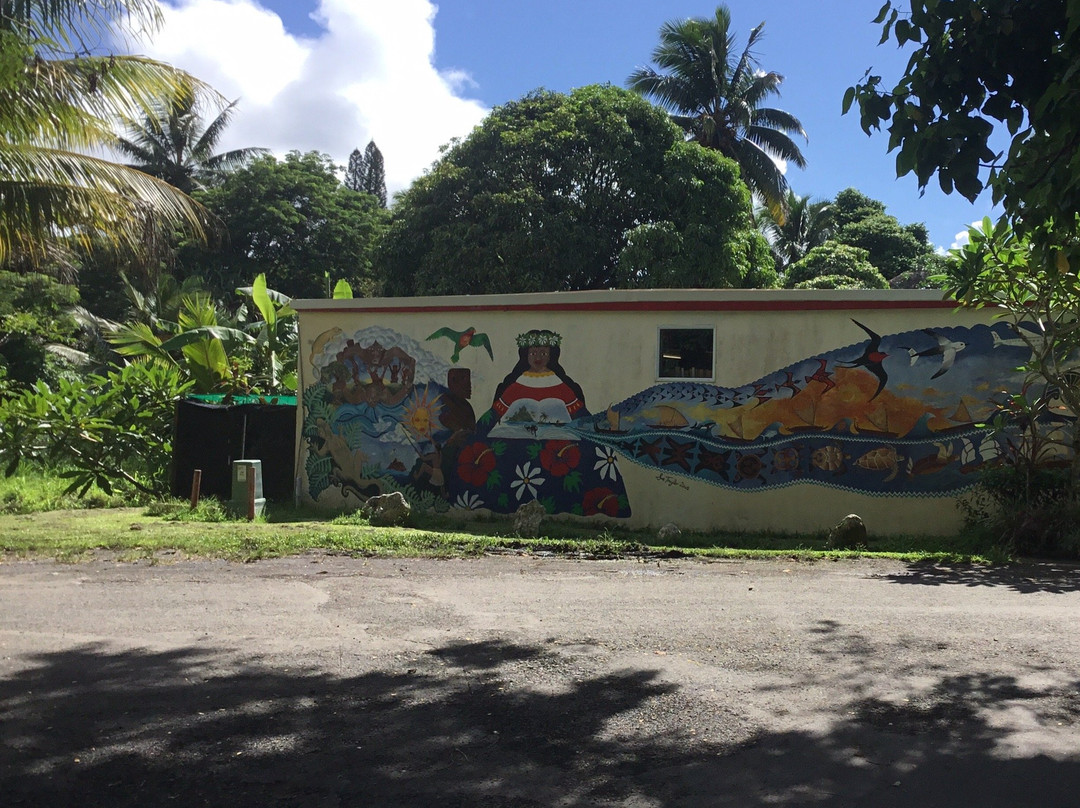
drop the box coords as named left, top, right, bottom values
left=783, top=243, right=888, bottom=290
left=756, top=191, right=833, bottom=271
left=0, top=0, right=214, bottom=265
left=628, top=4, right=807, bottom=218
left=178, top=151, right=389, bottom=299
left=846, top=0, right=1080, bottom=235
left=0, top=269, right=81, bottom=387
left=377, top=85, right=775, bottom=296
left=344, top=140, right=387, bottom=207
left=114, top=83, right=268, bottom=193
left=848, top=3, right=1080, bottom=551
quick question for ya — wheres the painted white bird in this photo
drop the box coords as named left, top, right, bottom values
left=903, top=329, right=967, bottom=379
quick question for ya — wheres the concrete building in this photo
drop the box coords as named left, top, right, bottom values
left=293, top=289, right=1024, bottom=535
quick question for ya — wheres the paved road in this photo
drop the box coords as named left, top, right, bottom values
left=2, top=553, right=1079, bottom=807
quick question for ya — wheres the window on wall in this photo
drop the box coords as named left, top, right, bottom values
left=658, top=327, right=714, bottom=379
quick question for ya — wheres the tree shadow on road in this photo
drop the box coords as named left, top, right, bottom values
left=2, top=639, right=1079, bottom=807
left=877, top=560, right=1080, bottom=594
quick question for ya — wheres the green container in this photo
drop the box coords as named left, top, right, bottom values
left=230, top=460, right=265, bottom=517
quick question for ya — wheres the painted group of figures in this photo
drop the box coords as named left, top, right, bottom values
left=301, top=318, right=1072, bottom=517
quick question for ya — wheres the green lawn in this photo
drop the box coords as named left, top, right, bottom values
left=0, top=464, right=1002, bottom=563
left=0, top=497, right=1001, bottom=564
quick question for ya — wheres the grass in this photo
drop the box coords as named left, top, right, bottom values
left=0, top=465, right=1004, bottom=564
left=0, top=465, right=132, bottom=514
left=0, top=498, right=1003, bottom=565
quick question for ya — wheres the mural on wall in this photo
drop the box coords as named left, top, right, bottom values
left=561, top=319, right=1066, bottom=497
left=302, top=325, right=631, bottom=517
left=301, top=318, right=1066, bottom=515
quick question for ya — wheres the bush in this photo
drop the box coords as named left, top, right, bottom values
left=0, top=362, right=193, bottom=498
left=958, top=464, right=1080, bottom=558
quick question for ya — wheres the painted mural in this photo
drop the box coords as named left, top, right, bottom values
left=301, top=317, right=1069, bottom=516
left=562, top=319, right=1066, bottom=497
left=302, top=326, right=631, bottom=517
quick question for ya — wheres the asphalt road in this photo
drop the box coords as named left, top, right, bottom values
left=2, top=553, right=1080, bottom=807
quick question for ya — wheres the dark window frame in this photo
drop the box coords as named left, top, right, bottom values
left=657, top=326, right=715, bottom=380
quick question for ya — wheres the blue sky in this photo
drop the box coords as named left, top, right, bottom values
left=147, top=1, right=995, bottom=250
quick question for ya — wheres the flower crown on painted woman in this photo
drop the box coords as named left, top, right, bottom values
left=516, top=330, right=562, bottom=348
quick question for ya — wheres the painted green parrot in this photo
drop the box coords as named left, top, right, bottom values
left=426, top=326, right=494, bottom=363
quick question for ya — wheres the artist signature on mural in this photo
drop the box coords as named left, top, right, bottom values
left=656, top=472, right=690, bottom=491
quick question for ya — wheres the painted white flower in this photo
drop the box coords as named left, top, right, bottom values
left=594, top=446, right=619, bottom=481
left=454, top=491, right=484, bottom=510
left=510, top=462, right=545, bottom=500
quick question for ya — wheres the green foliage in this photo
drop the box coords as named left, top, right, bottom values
left=849, top=4, right=1080, bottom=519
left=784, top=243, right=888, bottom=289
left=888, top=252, right=949, bottom=290
left=828, top=188, right=886, bottom=231
left=627, top=4, right=807, bottom=219
left=0, top=362, right=193, bottom=497
left=828, top=188, right=938, bottom=282
left=759, top=188, right=940, bottom=288
left=0, top=0, right=213, bottom=264
left=0, top=269, right=81, bottom=387
left=942, top=218, right=1080, bottom=488
left=235, top=273, right=299, bottom=391
left=0, top=462, right=127, bottom=514
left=114, top=82, right=267, bottom=194
left=161, top=497, right=230, bottom=523
left=180, top=151, right=389, bottom=299
left=107, top=272, right=296, bottom=395
left=756, top=192, right=834, bottom=271
left=0, top=504, right=1000, bottom=563
left=344, top=140, right=387, bottom=207
left=847, top=0, right=1080, bottom=234
left=958, top=464, right=1080, bottom=559
left=378, top=85, right=773, bottom=295
left=835, top=213, right=925, bottom=281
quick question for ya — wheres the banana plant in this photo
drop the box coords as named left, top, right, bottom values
left=235, top=273, right=298, bottom=392
left=109, top=292, right=253, bottom=393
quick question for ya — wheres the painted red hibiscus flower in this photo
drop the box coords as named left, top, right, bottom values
left=539, top=440, right=581, bottom=477
left=583, top=487, right=620, bottom=517
left=458, top=442, right=498, bottom=486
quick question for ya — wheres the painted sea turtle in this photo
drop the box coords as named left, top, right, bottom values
left=811, top=444, right=848, bottom=475
left=855, top=446, right=902, bottom=483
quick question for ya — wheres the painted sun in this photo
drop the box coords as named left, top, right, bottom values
left=403, top=386, right=442, bottom=437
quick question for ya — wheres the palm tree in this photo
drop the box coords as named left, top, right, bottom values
left=628, top=5, right=807, bottom=219
left=756, top=191, right=833, bottom=272
left=0, top=0, right=213, bottom=266
left=115, top=84, right=268, bottom=194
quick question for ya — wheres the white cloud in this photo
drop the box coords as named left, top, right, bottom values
left=950, top=221, right=983, bottom=251
left=138, top=0, right=489, bottom=200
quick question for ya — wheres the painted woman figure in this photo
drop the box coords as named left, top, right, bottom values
left=490, top=330, right=588, bottom=428
left=449, top=328, right=629, bottom=517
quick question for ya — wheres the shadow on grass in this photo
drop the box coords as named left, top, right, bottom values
left=3, top=639, right=1079, bottom=807
left=879, top=560, right=1080, bottom=594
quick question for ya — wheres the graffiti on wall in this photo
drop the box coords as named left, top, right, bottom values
left=301, top=318, right=1064, bottom=515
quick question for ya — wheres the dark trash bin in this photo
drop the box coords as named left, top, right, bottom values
left=172, top=395, right=296, bottom=502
